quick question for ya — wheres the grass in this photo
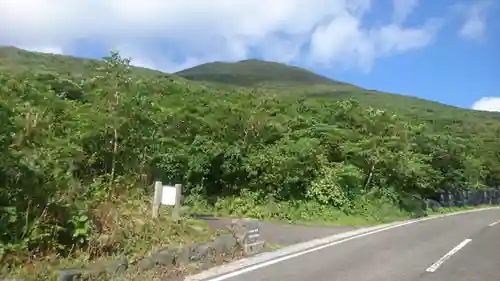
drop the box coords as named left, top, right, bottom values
left=2, top=195, right=496, bottom=280
left=287, top=204, right=499, bottom=227
left=426, top=204, right=496, bottom=215
left=187, top=193, right=419, bottom=227
left=0, top=46, right=166, bottom=79
left=187, top=193, right=498, bottom=228
left=1, top=191, right=217, bottom=281
left=4, top=246, right=244, bottom=281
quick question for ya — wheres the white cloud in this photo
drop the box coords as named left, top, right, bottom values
left=307, top=5, right=441, bottom=72
left=455, top=1, right=493, bottom=40
left=392, top=0, right=419, bottom=24
left=472, top=97, right=500, bottom=112
left=0, top=0, right=442, bottom=72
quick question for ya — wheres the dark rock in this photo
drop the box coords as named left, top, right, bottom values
left=176, top=243, right=213, bottom=264
left=58, top=259, right=128, bottom=280
left=213, top=234, right=238, bottom=254
left=55, top=219, right=267, bottom=279
left=174, top=241, right=228, bottom=266
left=151, top=249, right=176, bottom=267
left=136, top=257, right=156, bottom=272
left=105, top=258, right=128, bottom=275
left=136, top=248, right=176, bottom=272
left=187, top=244, right=205, bottom=262
left=201, top=259, right=215, bottom=270
left=58, top=268, right=87, bottom=281
left=426, top=199, right=443, bottom=210
left=201, top=242, right=218, bottom=259
left=174, top=246, right=190, bottom=265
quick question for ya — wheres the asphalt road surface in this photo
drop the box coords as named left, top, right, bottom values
left=201, top=216, right=357, bottom=246
left=197, top=208, right=500, bottom=281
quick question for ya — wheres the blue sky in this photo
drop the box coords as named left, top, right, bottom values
left=314, top=0, right=500, bottom=110
left=0, top=0, right=498, bottom=110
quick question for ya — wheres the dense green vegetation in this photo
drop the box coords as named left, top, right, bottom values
left=1, top=47, right=499, bottom=278
left=0, top=46, right=167, bottom=78
left=179, top=58, right=500, bottom=124
left=0, top=51, right=220, bottom=279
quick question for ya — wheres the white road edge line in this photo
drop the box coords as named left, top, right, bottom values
left=425, top=239, right=472, bottom=273
left=186, top=207, right=500, bottom=281
left=198, top=220, right=421, bottom=281
left=488, top=220, right=500, bottom=227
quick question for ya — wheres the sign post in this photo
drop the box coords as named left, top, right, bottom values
left=152, top=181, right=182, bottom=219
left=173, top=183, right=182, bottom=220
left=152, top=181, right=162, bottom=219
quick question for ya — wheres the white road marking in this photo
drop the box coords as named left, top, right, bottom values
left=488, top=220, right=500, bottom=227
left=425, top=239, right=472, bottom=273
left=186, top=207, right=500, bottom=281
left=195, top=221, right=421, bottom=281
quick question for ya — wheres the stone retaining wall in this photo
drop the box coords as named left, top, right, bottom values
left=53, top=218, right=265, bottom=281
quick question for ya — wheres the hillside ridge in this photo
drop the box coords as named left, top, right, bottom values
left=175, top=58, right=355, bottom=87
left=1, top=45, right=498, bottom=121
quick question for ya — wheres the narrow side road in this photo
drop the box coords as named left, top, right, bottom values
left=190, top=208, right=500, bottom=281
left=200, top=216, right=356, bottom=246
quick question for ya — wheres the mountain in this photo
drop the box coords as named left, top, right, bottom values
left=1, top=46, right=498, bottom=125
left=176, top=59, right=340, bottom=85
left=0, top=46, right=167, bottom=79
left=2, top=46, right=500, bottom=275
left=175, top=59, right=363, bottom=93
left=175, top=58, right=500, bottom=125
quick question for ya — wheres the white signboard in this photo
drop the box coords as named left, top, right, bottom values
left=161, top=185, right=177, bottom=206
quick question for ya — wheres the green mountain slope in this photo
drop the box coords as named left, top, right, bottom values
left=175, top=59, right=362, bottom=93
left=175, top=58, right=500, bottom=124
left=0, top=46, right=167, bottom=79
left=175, top=59, right=337, bottom=85
left=2, top=49, right=500, bottom=279
left=1, top=46, right=498, bottom=123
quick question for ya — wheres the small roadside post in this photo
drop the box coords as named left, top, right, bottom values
left=152, top=181, right=183, bottom=220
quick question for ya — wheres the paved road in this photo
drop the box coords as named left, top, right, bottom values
left=198, top=209, right=500, bottom=281
left=200, top=216, right=356, bottom=246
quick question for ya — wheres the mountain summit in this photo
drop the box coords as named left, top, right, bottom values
left=175, top=59, right=351, bottom=87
